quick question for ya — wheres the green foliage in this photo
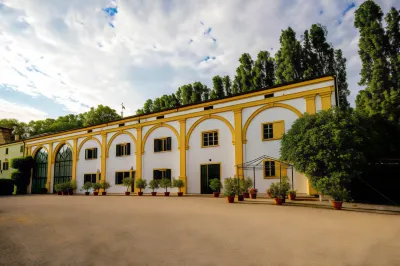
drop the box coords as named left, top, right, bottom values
left=135, top=179, right=148, bottom=192
left=288, top=190, right=296, bottom=196
left=10, top=156, right=34, bottom=171
left=334, top=49, right=350, bottom=109
left=122, top=178, right=135, bottom=192
left=54, top=183, right=63, bottom=192
left=223, top=177, right=236, bottom=196
left=209, top=178, right=222, bottom=192
left=212, top=75, right=225, bottom=99
left=9, top=156, right=33, bottom=194
left=269, top=176, right=290, bottom=198
left=315, top=176, right=349, bottom=201
left=92, top=182, right=102, bottom=192
left=82, top=182, right=93, bottom=192
left=252, top=51, right=275, bottom=89
left=172, top=179, right=184, bottom=192
left=81, top=105, right=121, bottom=127
left=241, top=177, right=254, bottom=193
left=222, top=76, right=232, bottom=96
left=0, top=179, right=15, bottom=195
left=234, top=53, right=254, bottom=92
left=100, top=181, right=111, bottom=191
left=148, top=179, right=159, bottom=192
left=67, top=180, right=77, bottom=190
left=354, top=0, right=400, bottom=122
left=159, top=178, right=171, bottom=192
left=281, top=108, right=368, bottom=191
left=268, top=183, right=281, bottom=199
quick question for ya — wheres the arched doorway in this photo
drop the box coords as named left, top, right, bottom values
left=53, top=144, right=72, bottom=192
left=32, top=148, right=48, bottom=193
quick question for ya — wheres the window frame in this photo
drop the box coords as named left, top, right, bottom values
left=20, top=146, right=24, bottom=153
left=154, top=137, right=172, bottom=153
left=115, top=170, right=135, bottom=185
left=201, top=130, right=219, bottom=148
left=116, top=143, right=131, bottom=157
left=5, top=148, right=8, bottom=155
left=263, top=160, right=277, bottom=179
left=261, top=120, right=285, bottom=141
left=85, top=147, right=98, bottom=160
left=3, top=161, right=9, bottom=171
left=83, top=173, right=99, bottom=184
left=153, top=168, right=171, bottom=181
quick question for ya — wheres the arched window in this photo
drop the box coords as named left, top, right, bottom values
left=53, top=145, right=72, bottom=192
left=32, top=148, right=48, bottom=193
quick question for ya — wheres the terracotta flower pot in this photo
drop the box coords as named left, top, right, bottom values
left=213, top=192, right=220, bottom=198
left=273, top=198, right=283, bottom=205
left=85, top=192, right=90, bottom=196
left=138, top=192, right=143, bottom=196
left=288, top=193, right=296, bottom=200
left=243, top=192, right=250, bottom=198
left=177, top=192, right=183, bottom=196
left=151, top=192, right=157, bottom=196
left=164, top=192, right=170, bottom=196
left=57, top=191, right=62, bottom=195
left=94, top=192, right=99, bottom=196
left=238, top=195, right=244, bottom=201
left=62, top=191, right=68, bottom=195
left=227, top=196, right=235, bottom=203
left=125, top=192, right=131, bottom=196
left=102, top=192, right=107, bottom=196
left=250, top=193, right=257, bottom=199
left=281, top=197, right=286, bottom=203
left=331, top=201, right=343, bottom=210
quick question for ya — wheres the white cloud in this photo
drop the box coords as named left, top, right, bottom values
left=0, top=0, right=399, bottom=120
left=0, top=99, right=48, bottom=122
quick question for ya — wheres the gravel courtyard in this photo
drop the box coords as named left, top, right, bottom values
left=0, top=195, right=399, bottom=266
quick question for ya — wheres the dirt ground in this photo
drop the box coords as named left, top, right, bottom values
left=0, top=195, right=399, bottom=266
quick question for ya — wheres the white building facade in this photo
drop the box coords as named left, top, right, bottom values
left=25, top=76, right=336, bottom=195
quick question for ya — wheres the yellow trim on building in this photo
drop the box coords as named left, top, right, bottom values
left=201, top=129, right=219, bottom=148
left=320, top=90, right=333, bottom=110
left=135, top=127, right=142, bottom=179
left=72, top=138, right=77, bottom=181
left=179, top=119, right=187, bottom=193
left=46, top=143, right=53, bottom=191
left=304, top=94, right=316, bottom=114
left=77, top=136, right=101, bottom=160
left=101, top=133, right=107, bottom=184
left=261, top=120, right=285, bottom=141
left=106, top=131, right=137, bottom=157
left=234, top=109, right=243, bottom=178
left=262, top=159, right=288, bottom=179
left=51, top=141, right=74, bottom=164
left=141, top=123, right=179, bottom=154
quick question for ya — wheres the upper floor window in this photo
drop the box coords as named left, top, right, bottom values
left=5, top=148, right=8, bottom=155
left=20, top=146, right=24, bottom=153
left=2, top=161, right=9, bottom=171
left=85, top=148, right=98, bottom=160
left=202, top=130, right=218, bottom=147
left=116, top=143, right=131, bottom=157
left=262, top=121, right=284, bottom=141
left=153, top=169, right=171, bottom=181
left=154, top=137, right=171, bottom=152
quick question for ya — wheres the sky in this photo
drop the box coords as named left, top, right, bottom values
left=0, top=0, right=399, bottom=122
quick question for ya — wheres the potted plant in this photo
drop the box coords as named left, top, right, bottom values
left=82, top=182, right=92, bottom=195
left=172, top=179, right=184, bottom=196
left=136, top=179, right=147, bottom=196
left=159, top=178, right=171, bottom=196
left=149, top=179, right=159, bottom=196
left=54, top=184, right=63, bottom=195
left=249, top=188, right=258, bottom=199
left=330, top=187, right=348, bottom=210
left=235, top=178, right=244, bottom=201
left=288, top=190, right=297, bottom=200
left=61, top=183, right=69, bottom=195
left=92, top=182, right=101, bottom=196
left=269, top=182, right=283, bottom=205
left=279, top=176, right=291, bottom=203
left=209, top=178, right=222, bottom=197
left=100, top=181, right=111, bottom=195
left=224, top=177, right=236, bottom=203
left=67, top=180, right=77, bottom=195
left=122, top=177, right=135, bottom=196
left=242, top=177, right=253, bottom=198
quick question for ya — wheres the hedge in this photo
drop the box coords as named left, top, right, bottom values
left=0, top=179, right=15, bottom=195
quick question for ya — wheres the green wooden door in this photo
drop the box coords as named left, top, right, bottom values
left=200, top=164, right=221, bottom=194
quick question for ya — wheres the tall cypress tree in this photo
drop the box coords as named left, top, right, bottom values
left=223, top=75, right=232, bottom=96
left=334, top=49, right=350, bottom=109
left=354, top=0, right=395, bottom=120
left=309, top=24, right=335, bottom=75
left=385, top=7, right=400, bottom=92
left=232, top=68, right=242, bottom=95
left=234, top=53, right=254, bottom=92
left=181, top=84, right=194, bottom=105
left=252, top=51, right=275, bottom=89
left=275, top=27, right=303, bottom=84
left=192, top=82, right=204, bottom=103
left=212, top=75, right=225, bottom=99
left=301, top=30, right=317, bottom=78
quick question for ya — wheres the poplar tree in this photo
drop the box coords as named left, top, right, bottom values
left=301, top=30, right=317, bottom=78
left=192, top=82, right=204, bottom=103
left=223, top=75, right=232, bottom=96
left=212, top=75, right=225, bottom=99
left=385, top=7, right=400, bottom=92
left=334, top=49, right=350, bottom=109
left=180, top=84, right=194, bottom=105
left=309, top=24, right=335, bottom=75
left=252, top=51, right=275, bottom=89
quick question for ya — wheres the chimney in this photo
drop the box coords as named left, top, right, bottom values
left=0, top=127, right=12, bottom=145
left=14, top=135, right=20, bottom=141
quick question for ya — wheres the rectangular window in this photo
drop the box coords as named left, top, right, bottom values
left=154, top=137, right=172, bottom=152
left=115, top=171, right=131, bottom=185
left=202, top=130, right=218, bottom=147
left=263, top=123, right=274, bottom=140
left=85, top=148, right=98, bottom=160
left=3, top=162, right=9, bottom=171
left=264, top=161, right=275, bottom=178
left=153, top=169, right=171, bottom=181
left=116, top=143, right=131, bottom=157
left=20, top=146, right=24, bottom=153
left=5, top=148, right=8, bottom=155
left=84, top=173, right=97, bottom=183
